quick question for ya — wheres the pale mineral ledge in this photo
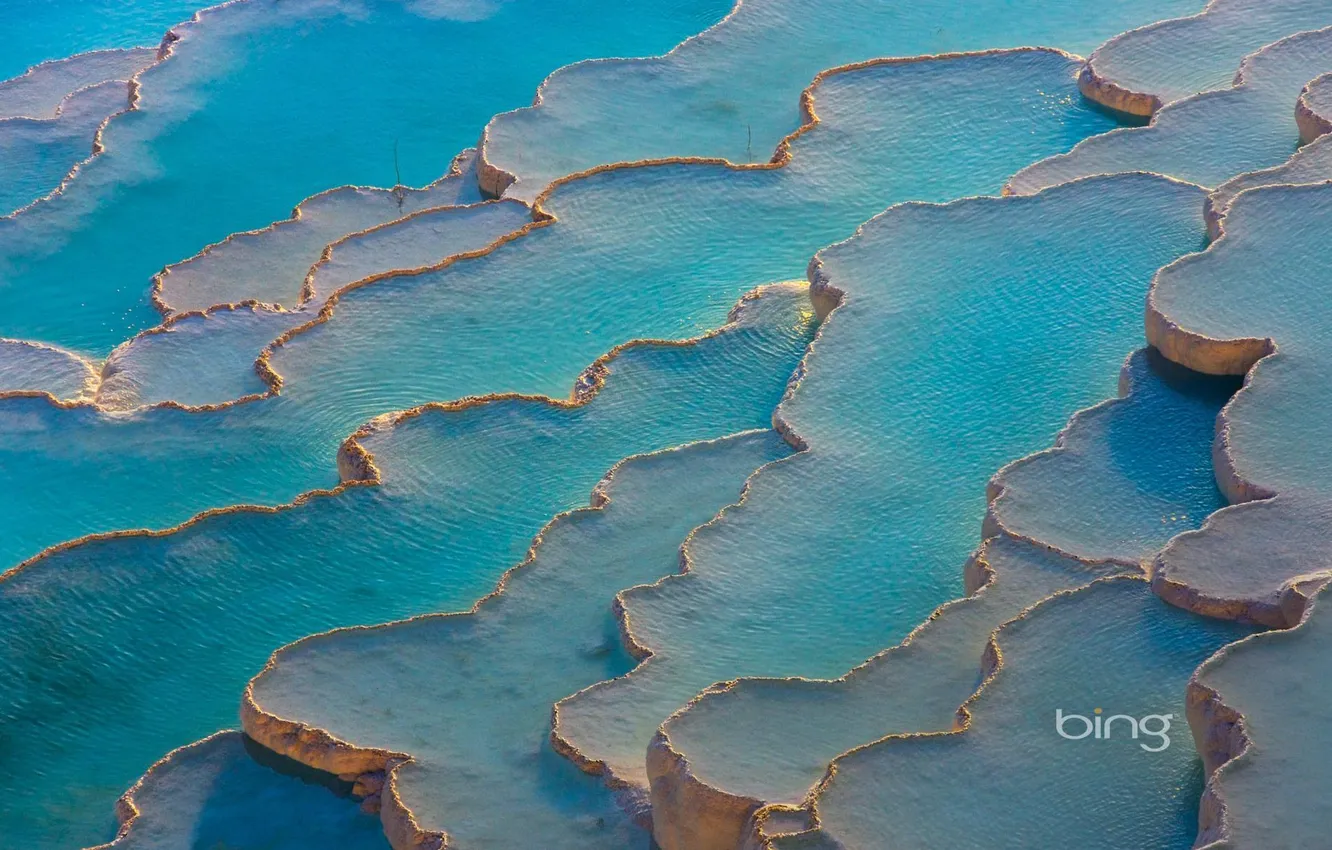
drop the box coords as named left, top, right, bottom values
left=0, top=49, right=155, bottom=120
left=477, top=0, right=1196, bottom=199
left=1009, top=26, right=1332, bottom=195
left=0, top=0, right=716, bottom=355
left=0, top=79, right=131, bottom=216
left=99, top=148, right=519, bottom=409
left=780, top=579, right=1252, bottom=849
left=551, top=173, right=1208, bottom=850
left=649, top=345, right=1235, bottom=850
left=242, top=432, right=789, bottom=849
left=1079, top=0, right=1332, bottom=116
left=986, top=347, right=1236, bottom=562
left=1205, top=109, right=1332, bottom=236
left=0, top=47, right=1115, bottom=577
left=1295, top=69, right=1332, bottom=142
left=1186, top=581, right=1332, bottom=848
left=99, top=193, right=530, bottom=410
left=1148, top=181, right=1332, bottom=627
left=0, top=285, right=812, bottom=848
left=153, top=148, right=488, bottom=315
left=0, top=338, right=98, bottom=402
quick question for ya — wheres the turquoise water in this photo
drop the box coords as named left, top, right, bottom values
left=798, top=579, right=1254, bottom=849
left=0, top=80, right=128, bottom=216
left=556, top=174, right=1208, bottom=810
left=652, top=348, right=1234, bottom=844
left=0, top=48, right=1115, bottom=574
left=988, top=348, right=1236, bottom=562
left=7, top=0, right=1321, bottom=847
left=0, top=0, right=728, bottom=354
left=479, top=0, right=1197, bottom=197
left=249, top=431, right=791, bottom=848
left=0, top=2, right=203, bottom=79
left=96, top=732, right=388, bottom=850
left=0, top=287, right=812, bottom=848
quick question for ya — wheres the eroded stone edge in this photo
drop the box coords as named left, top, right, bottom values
left=1295, top=71, right=1332, bottom=144
left=1204, top=74, right=1332, bottom=236
left=643, top=347, right=1149, bottom=850
left=1145, top=182, right=1332, bottom=626
left=1183, top=580, right=1329, bottom=848
left=735, top=575, right=1155, bottom=849
left=215, top=283, right=808, bottom=850
left=81, top=730, right=238, bottom=850
left=1013, top=26, right=1332, bottom=196
left=1078, top=0, right=1244, bottom=117
left=476, top=47, right=1085, bottom=200
left=593, top=186, right=1176, bottom=849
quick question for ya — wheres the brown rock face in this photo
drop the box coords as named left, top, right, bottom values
left=1077, top=62, right=1162, bottom=118
left=647, top=731, right=763, bottom=850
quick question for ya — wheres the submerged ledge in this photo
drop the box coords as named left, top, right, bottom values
left=473, top=0, right=1196, bottom=200
left=0, top=337, right=99, bottom=402
left=0, top=48, right=155, bottom=120
left=242, top=431, right=787, bottom=848
left=648, top=344, right=1232, bottom=850
left=152, top=147, right=487, bottom=315
left=107, top=197, right=531, bottom=411
left=4, top=145, right=523, bottom=412
left=477, top=46, right=1083, bottom=201
left=0, top=79, right=133, bottom=216
left=985, top=347, right=1235, bottom=564
left=235, top=288, right=809, bottom=848
left=0, top=192, right=528, bottom=414
left=478, top=43, right=1100, bottom=207
left=1205, top=127, right=1332, bottom=238
left=775, top=577, right=1251, bottom=849
left=87, top=730, right=386, bottom=850
left=0, top=12, right=189, bottom=225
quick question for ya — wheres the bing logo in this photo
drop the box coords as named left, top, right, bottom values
left=1055, top=707, right=1173, bottom=752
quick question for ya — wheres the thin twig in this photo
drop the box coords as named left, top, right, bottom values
left=392, top=139, right=405, bottom=211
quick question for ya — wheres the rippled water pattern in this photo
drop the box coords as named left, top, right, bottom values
left=2, top=0, right=1328, bottom=849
